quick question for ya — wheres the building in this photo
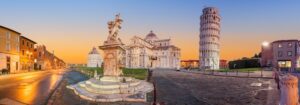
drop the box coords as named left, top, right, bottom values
left=261, top=40, right=300, bottom=71
left=125, top=31, right=181, bottom=69
left=125, top=36, right=154, bottom=68
left=181, top=59, right=227, bottom=69
left=87, top=47, right=103, bottom=67
left=261, top=41, right=273, bottom=67
left=20, top=36, right=37, bottom=71
left=0, top=26, right=21, bottom=73
left=181, top=60, right=199, bottom=69
left=34, top=45, right=65, bottom=70
left=219, top=59, right=228, bottom=69
left=199, top=7, right=221, bottom=70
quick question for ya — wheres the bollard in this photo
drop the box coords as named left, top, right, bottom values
left=279, top=74, right=299, bottom=105
left=261, top=69, right=263, bottom=77
left=153, top=82, right=156, bottom=105
left=248, top=69, right=250, bottom=77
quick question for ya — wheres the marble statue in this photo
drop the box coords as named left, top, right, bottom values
left=100, top=14, right=125, bottom=77
left=67, top=14, right=153, bottom=102
left=105, top=13, right=123, bottom=45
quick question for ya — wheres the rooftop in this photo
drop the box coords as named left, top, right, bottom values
left=272, top=39, right=299, bottom=43
left=0, top=25, right=21, bottom=34
left=89, top=47, right=100, bottom=54
left=21, top=36, right=37, bottom=44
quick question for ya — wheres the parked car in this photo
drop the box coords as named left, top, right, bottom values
left=1, top=69, right=9, bottom=74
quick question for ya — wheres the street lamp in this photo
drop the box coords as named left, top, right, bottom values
left=261, top=41, right=269, bottom=77
left=262, top=41, right=269, bottom=47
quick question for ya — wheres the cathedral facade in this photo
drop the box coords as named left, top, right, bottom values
left=125, top=31, right=181, bottom=69
left=87, top=47, right=103, bottom=67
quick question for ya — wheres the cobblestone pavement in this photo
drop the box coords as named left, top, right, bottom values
left=50, top=69, right=279, bottom=105
left=152, top=69, right=279, bottom=105
left=49, top=71, right=148, bottom=105
left=181, top=69, right=273, bottom=78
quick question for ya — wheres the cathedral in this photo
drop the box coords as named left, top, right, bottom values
left=125, top=31, right=181, bottom=69
left=87, top=47, right=103, bottom=67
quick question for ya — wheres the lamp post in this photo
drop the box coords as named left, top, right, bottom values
left=261, top=41, right=269, bottom=77
left=34, top=59, right=37, bottom=70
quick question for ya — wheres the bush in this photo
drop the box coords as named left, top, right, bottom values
left=78, top=67, right=103, bottom=76
left=78, top=67, right=148, bottom=80
left=229, top=58, right=260, bottom=69
left=122, top=68, right=148, bottom=80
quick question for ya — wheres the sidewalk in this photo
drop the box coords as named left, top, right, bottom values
left=180, top=69, right=273, bottom=79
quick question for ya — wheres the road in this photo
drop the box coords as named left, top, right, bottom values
left=152, top=69, right=278, bottom=105
left=0, top=70, right=67, bottom=105
left=48, top=69, right=278, bottom=105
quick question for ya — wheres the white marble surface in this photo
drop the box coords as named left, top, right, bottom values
left=67, top=77, right=153, bottom=102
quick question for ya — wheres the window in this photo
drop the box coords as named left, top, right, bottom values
left=27, top=42, right=29, bottom=47
left=278, top=44, right=282, bottom=48
left=6, top=32, right=11, bottom=39
left=288, top=43, right=292, bottom=47
left=16, top=45, right=19, bottom=52
left=31, top=44, right=33, bottom=48
left=39, top=52, right=42, bottom=57
left=22, top=40, right=25, bottom=45
left=278, top=51, right=283, bottom=57
left=22, top=50, right=25, bottom=55
left=287, top=51, right=292, bottom=56
left=6, top=42, right=10, bottom=51
left=278, top=61, right=292, bottom=68
left=16, top=37, right=19, bottom=43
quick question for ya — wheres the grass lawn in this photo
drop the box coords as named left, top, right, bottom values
left=77, top=67, right=103, bottom=77
left=122, top=68, right=148, bottom=80
left=78, top=67, right=147, bottom=80
left=217, top=68, right=261, bottom=73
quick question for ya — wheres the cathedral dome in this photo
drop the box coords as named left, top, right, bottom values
left=87, top=47, right=102, bottom=67
left=145, top=30, right=159, bottom=42
left=89, top=47, right=99, bottom=54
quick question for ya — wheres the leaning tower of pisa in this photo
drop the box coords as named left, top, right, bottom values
left=199, top=7, right=221, bottom=70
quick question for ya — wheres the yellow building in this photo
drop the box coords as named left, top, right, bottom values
left=0, top=26, right=21, bottom=73
left=34, top=45, right=66, bottom=70
left=20, top=36, right=36, bottom=71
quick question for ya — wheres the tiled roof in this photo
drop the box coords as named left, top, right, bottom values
left=272, top=39, right=299, bottom=43
left=153, top=45, right=180, bottom=50
left=0, top=25, right=21, bottom=34
left=21, top=36, right=37, bottom=44
left=89, top=47, right=99, bottom=54
left=145, top=30, right=159, bottom=41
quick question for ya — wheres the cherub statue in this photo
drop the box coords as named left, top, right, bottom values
left=107, top=13, right=123, bottom=42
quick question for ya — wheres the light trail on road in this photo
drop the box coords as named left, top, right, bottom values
left=0, top=70, right=67, bottom=105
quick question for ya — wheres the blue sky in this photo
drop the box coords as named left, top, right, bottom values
left=1, top=0, right=300, bottom=63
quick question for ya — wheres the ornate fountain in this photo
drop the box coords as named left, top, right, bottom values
left=67, top=14, right=153, bottom=102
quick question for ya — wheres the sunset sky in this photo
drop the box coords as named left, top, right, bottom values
left=1, top=0, right=300, bottom=64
